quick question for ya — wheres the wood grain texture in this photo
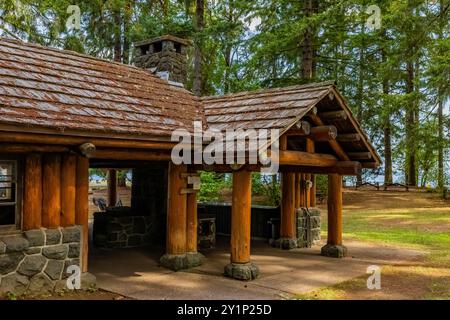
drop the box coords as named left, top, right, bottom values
left=186, top=192, right=198, bottom=253
left=166, top=163, right=187, bottom=255
left=42, top=154, right=61, bottom=228
left=327, top=173, right=343, bottom=245
left=107, top=169, right=117, bottom=207
left=230, top=170, right=252, bottom=263
left=61, top=154, right=76, bottom=227
left=281, top=172, right=296, bottom=238
left=75, top=156, right=89, bottom=272
left=23, top=154, right=42, bottom=230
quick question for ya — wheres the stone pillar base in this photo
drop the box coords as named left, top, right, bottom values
left=185, top=252, right=205, bottom=268
left=272, top=237, right=298, bottom=250
left=321, top=244, right=347, bottom=258
left=160, top=252, right=205, bottom=271
left=160, top=254, right=188, bottom=271
left=224, top=262, right=259, bottom=281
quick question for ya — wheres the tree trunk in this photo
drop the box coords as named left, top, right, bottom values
left=406, top=60, right=417, bottom=186
left=356, top=23, right=365, bottom=186
left=122, top=1, right=133, bottom=64
left=300, top=0, right=317, bottom=80
left=193, top=0, right=205, bottom=96
left=438, top=92, right=444, bottom=189
left=382, top=44, right=393, bottom=185
left=437, top=0, right=445, bottom=189
left=113, top=8, right=122, bottom=63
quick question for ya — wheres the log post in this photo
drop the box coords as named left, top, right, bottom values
left=42, top=154, right=61, bottom=228
left=61, top=154, right=76, bottom=227
left=185, top=170, right=204, bottom=267
left=75, top=156, right=90, bottom=272
left=160, top=163, right=189, bottom=271
left=310, top=175, right=316, bottom=207
left=299, top=173, right=306, bottom=207
left=295, top=173, right=301, bottom=209
left=107, top=169, right=117, bottom=207
left=276, top=133, right=297, bottom=250
left=278, top=171, right=297, bottom=249
left=321, top=173, right=347, bottom=258
left=224, top=170, right=259, bottom=281
left=306, top=138, right=314, bottom=208
left=23, top=154, right=42, bottom=230
left=186, top=192, right=198, bottom=253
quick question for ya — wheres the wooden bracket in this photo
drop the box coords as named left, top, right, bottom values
left=180, top=188, right=199, bottom=195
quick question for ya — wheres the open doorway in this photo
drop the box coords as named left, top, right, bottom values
left=87, top=161, right=168, bottom=274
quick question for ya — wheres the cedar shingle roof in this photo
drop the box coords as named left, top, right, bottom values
left=202, top=81, right=381, bottom=166
left=0, top=38, right=380, bottom=167
left=0, top=37, right=204, bottom=138
left=202, top=81, right=333, bottom=131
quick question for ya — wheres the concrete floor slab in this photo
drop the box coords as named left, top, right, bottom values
left=89, top=237, right=424, bottom=300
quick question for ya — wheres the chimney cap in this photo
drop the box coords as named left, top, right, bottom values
left=134, top=34, right=192, bottom=48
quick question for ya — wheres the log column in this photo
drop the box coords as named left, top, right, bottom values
left=107, top=169, right=117, bottom=207
left=224, top=170, right=259, bottom=281
left=321, top=173, right=347, bottom=258
left=61, top=154, right=76, bottom=227
left=23, top=154, right=42, bottom=230
left=305, top=138, right=314, bottom=208
left=185, top=170, right=204, bottom=267
left=277, top=134, right=298, bottom=249
left=295, top=173, right=301, bottom=209
left=75, top=156, right=90, bottom=272
left=42, top=154, right=61, bottom=228
left=160, top=163, right=189, bottom=271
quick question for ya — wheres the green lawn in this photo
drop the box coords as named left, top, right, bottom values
left=297, top=194, right=450, bottom=300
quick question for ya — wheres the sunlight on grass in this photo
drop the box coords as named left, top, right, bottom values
left=312, top=201, right=450, bottom=299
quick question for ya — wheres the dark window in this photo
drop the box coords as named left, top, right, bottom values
left=0, top=161, right=18, bottom=229
left=174, top=43, right=182, bottom=53
left=153, top=41, right=162, bottom=53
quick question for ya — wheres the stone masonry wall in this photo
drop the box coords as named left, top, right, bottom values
left=0, top=226, right=86, bottom=296
left=297, top=207, right=321, bottom=248
left=93, top=215, right=153, bottom=249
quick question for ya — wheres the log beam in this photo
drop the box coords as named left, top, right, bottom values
left=348, top=152, right=372, bottom=160
left=279, top=150, right=337, bottom=167
left=91, top=149, right=172, bottom=161
left=0, top=143, right=70, bottom=153
left=285, top=121, right=311, bottom=136
left=307, top=114, right=350, bottom=161
left=0, top=132, right=178, bottom=150
left=318, top=110, right=348, bottom=122
left=23, top=154, right=42, bottom=230
left=361, top=162, right=378, bottom=169
left=309, top=126, right=337, bottom=141
left=337, top=133, right=361, bottom=142
left=280, top=161, right=362, bottom=176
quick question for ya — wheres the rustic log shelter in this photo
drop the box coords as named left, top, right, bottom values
left=0, top=36, right=380, bottom=294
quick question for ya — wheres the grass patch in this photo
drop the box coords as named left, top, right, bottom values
left=309, top=195, right=450, bottom=299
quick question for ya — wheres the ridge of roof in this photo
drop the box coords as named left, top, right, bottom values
left=201, top=80, right=337, bottom=102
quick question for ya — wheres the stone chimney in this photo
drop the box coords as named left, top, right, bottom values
left=134, top=35, right=190, bottom=86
